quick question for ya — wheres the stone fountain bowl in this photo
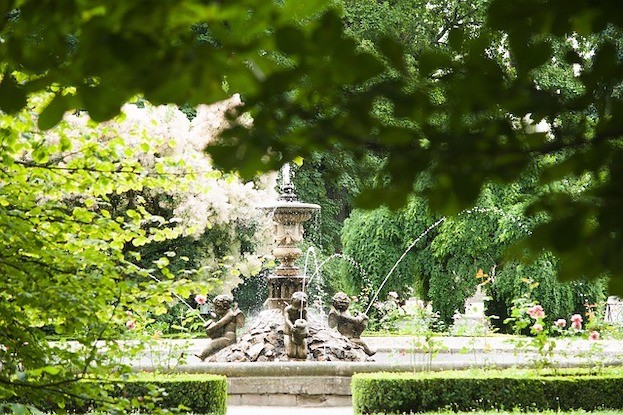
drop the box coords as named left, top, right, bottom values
left=259, top=200, right=321, bottom=213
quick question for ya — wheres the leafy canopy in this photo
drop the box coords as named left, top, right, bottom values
left=0, top=95, right=277, bottom=412
left=2, top=0, right=623, bottom=292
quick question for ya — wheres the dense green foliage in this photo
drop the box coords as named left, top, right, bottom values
left=0, top=98, right=224, bottom=412
left=339, top=179, right=607, bottom=324
left=294, top=151, right=382, bottom=253
left=9, top=374, right=228, bottom=414
left=2, top=0, right=623, bottom=293
left=122, top=375, right=227, bottom=415
left=1, top=1, right=623, bottom=410
left=352, top=369, right=623, bottom=414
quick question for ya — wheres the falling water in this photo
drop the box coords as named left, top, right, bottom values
left=303, top=247, right=371, bottom=289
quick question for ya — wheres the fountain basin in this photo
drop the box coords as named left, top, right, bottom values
left=128, top=337, right=623, bottom=406
left=259, top=200, right=321, bottom=212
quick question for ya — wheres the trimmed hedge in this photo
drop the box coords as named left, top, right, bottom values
left=122, top=374, right=227, bottom=414
left=24, top=374, right=227, bottom=414
left=352, top=369, right=623, bottom=414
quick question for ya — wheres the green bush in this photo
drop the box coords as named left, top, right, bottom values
left=23, top=374, right=227, bottom=414
left=352, top=369, right=623, bottom=414
left=122, top=374, right=227, bottom=414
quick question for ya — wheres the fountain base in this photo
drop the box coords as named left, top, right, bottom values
left=205, top=309, right=372, bottom=362
left=266, top=275, right=306, bottom=310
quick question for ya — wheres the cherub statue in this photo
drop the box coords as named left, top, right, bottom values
left=196, top=294, right=245, bottom=361
left=328, top=292, right=376, bottom=356
left=283, top=291, right=309, bottom=359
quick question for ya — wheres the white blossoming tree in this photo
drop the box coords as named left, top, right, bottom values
left=0, top=92, right=276, bottom=412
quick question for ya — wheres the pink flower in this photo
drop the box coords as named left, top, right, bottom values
left=527, top=305, right=545, bottom=319
left=589, top=331, right=600, bottom=341
left=571, top=320, right=582, bottom=331
left=195, top=294, right=208, bottom=305
left=571, top=314, right=583, bottom=323
left=554, top=318, right=567, bottom=328
left=126, top=320, right=136, bottom=330
left=532, top=323, right=544, bottom=333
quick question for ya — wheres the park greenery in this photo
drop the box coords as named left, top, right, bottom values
left=2, top=0, right=623, bottom=413
left=0, top=95, right=274, bottom=411
left=352, top=368, right=623, bottom=414
left=295, top=0, right=609, bottom=324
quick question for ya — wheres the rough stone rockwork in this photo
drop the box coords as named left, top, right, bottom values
left=206, top=309, right=372, bottom=362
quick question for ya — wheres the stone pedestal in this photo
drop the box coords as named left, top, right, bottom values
left=605, top=296, right=623, bottom=324
left=263, top=174, right=319, bottom=311
left=267, top=275, right=307, bottom=310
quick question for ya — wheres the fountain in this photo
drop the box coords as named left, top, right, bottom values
left=264, top=163, right=320, bottom=310
left=201, top=164, right=373, bottom=362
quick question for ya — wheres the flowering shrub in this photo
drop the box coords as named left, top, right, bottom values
left=504, top=278, right=559, bottom=366
left=527, top=305, right=545, bottom=319
left=194, top=294, right=208, bottom=305
left=571, top=314, right=583, bottom=331
left=503, top=277, right=609, bottom=369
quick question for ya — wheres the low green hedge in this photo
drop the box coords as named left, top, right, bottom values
left=21, top=374, right=227, bottom=414
left=122, top=374, right=227, bottom=414
left=352, top=369, right=623, bottom=414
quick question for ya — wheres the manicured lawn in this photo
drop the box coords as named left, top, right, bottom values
left=368, top=411, right=623, bottom=415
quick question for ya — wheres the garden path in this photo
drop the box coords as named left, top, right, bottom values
left=228, top=405, right=351, bottom=414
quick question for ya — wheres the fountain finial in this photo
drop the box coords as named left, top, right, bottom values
left=278, top=163, right=297, bottom=202
left=282, top=163, right=291, bottom=185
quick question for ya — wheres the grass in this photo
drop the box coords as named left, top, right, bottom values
left=368, top=411, right=623, bottom=415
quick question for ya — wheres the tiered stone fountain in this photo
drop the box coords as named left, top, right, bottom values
left=204, top=164, right=372, bottom=362
left=265, top=163, right=320, bottom=310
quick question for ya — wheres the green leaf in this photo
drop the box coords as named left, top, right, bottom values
left=8, top=403, right=28, bottom=415
left=275, top=26, right=306, bottom=55
left=378, top=37, right=405, bottom=71
left=418, top=50, right=452, bottom=76
left=32, top=146, right=49, bottom=164
left=38, top=94, right=69, bottom=130
left=0, top=73, right=27, bottom=114
left=281, top=0, right=328, bottom=22
left=80, top=85, right=125, bottom=122
left=447, top=27, right=465, bottom=51
left=59, top=135, right=72, bottom=152
left=42, top=365, right=62, bottom=375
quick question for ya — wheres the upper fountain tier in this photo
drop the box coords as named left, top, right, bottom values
left=260, top=163, right=320, bottom=212
left=260, top=163, right=320, bottom=310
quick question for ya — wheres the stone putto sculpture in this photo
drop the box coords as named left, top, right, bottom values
left=283, top=291, right=309, bottom=359
left=196, top=294, right=245, bottom=361
left=328, top=291, right=376, bottom=356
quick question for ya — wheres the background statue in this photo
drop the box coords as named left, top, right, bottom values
left=328, top=292, right=376, bottom=356
left=283, top=291, right=309, bottom=359
left=196, top=294, right=245, bottom=361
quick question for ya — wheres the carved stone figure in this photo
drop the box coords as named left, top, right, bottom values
left=328, top=292, right=376, bottom=356
left=196, top=294, right=245, bottom=361
left=283, top=291, right=309, bottom=359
